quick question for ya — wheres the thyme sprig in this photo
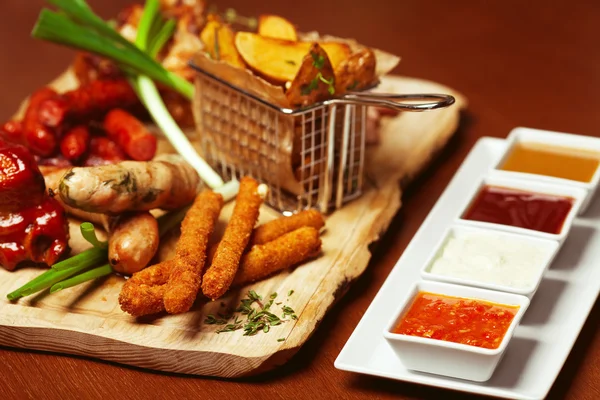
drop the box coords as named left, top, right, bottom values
left=203, top=290, right=298, bottom=337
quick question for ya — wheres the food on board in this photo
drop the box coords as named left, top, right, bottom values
left=163, top=189, right=224, bottom=314
left=201, top=177, right=267, bottom=300
left=58, top=155, right=200, bottom=214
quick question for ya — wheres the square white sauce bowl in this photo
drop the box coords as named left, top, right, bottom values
left=455, top=174, right=586, bottom=243
left=491, top=127, right=600, bottom=213
left=421, top=225, right=560, bottom=298
left=383, top=280, right=529, bottom=382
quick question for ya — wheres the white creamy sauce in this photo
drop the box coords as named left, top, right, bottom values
left=429, top=232, right=550, bottom=289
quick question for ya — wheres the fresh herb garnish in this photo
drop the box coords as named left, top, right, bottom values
left=206, top=291, right=298, bottom=336
left=285, top=59, right=297, bottom=66
left=277, top=338, right=285, bottom=342
left=288, top=290, right=294, bottom=296
left=300, top=72, right=335, bottom=96
left=282, top=305, right=298, bottom=320
left=311, top=52, right=325, bottom=69
left=346, top=80, right=360, bottom=91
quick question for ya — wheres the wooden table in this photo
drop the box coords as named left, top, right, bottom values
left=0, top=1, right=598, bottom=399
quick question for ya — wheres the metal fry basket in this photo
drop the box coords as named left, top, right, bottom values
left=191, top=66, right=455, bottom=214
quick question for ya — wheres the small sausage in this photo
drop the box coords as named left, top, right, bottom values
left=60, top=125, right=90, bottom=161
left=38, top=79, right=139, bottom=128
left=59, top=154, right=201, bottom=214
left=104, top=109, right=157, bottom=161
left=1, top=120, right=23, bottom=144
left=108, top=212, right=159, bottom=275
left=42, top=167, right=159, bottom=275
left=22, top=87, right=59, bottom=157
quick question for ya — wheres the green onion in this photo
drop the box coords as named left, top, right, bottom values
left=148, top=19, right=176, bottom=58
left=51, top=247, right=107, bottom=271
left=6, top=251, right=107, bottom=300
left=80, top=222, right=107, bottom=249
left=50, top=264, right=113, bottom=293
left=32, top=8, right=193, bottom=99
left=8, top=0, right=243, bottom=297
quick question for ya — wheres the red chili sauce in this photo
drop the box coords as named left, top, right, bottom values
left=462, top=185, right=574, bottom=234
left=393, top=292, right=519, bottom=349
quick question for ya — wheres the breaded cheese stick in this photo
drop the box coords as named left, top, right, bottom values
left=201, top=177, right=267, bottom=300
left=118, top=259, right=175, bottom=317
left=163, top=190, right=223, bottom=314
left=233, top=226, right=322, bottom=286
left=250, top=209, right=325, bottom=246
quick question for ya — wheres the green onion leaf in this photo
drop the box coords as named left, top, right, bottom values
left=80, top=222, right=108, bottom=249
left=50, top=264, right=113, bottom=293
left=52, top=247, right=107, bottom=271
left=148, top=19, right=176, bottom=58
left=6, top=253, right=106, bottom=300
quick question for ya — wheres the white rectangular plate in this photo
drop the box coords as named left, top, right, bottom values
left=335, top=137, right=600, bottom=400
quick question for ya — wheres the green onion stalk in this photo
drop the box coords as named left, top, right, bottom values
left=7, top=0, right=240, bottom=299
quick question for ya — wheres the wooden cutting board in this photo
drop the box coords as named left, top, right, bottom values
left=0, top=71, right=466, bottom=377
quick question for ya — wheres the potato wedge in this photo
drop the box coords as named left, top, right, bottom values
left=235, top=32, right=351, bottom=83
left=258, top=14, right=298, bottom=41
left=334, top=48, right=377, bottom=94
left=286, top=44, right=336, bottom=107
left=200, top=20, right=245, bottom=68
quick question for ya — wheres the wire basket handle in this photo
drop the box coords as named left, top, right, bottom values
left=329, top=92, right=456, bottom=112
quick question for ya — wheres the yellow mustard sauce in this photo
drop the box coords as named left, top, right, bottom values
left=500, top=141, right=600, bottom=183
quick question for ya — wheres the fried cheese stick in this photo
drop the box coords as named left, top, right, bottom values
left=201, top=177, right=267, bottom=300
left=206, top=208, right=325, bottom=263
left=163, top=190, right=224, bottom=314
left=250, top=209, right=325, bottom=246
left=118, top=228, right=321, bottom=317
left=233, top=227, right=322, bottom=286
left=118, top=259, right=175, bottom=317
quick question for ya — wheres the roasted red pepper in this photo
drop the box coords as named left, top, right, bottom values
left=0, top=140, right=46, bottom=212
left=0, top=138, right=69, bottom=270
left=0, top=196, right=70, bottom=271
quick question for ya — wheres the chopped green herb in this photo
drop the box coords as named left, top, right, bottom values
left=277, top=338, right=285, bottom=342
left=346, top=80, right=360, bottom=91
left=205, top=291, right=298, bottom=336
left=248, top=290, right=262, bottom=301
left=311, top=52, right=325, bottom=69
left=285, top=59, right=297, bottom=66
left=282, top=305, right=298, bottom=320
left=204, top=314, right=228, bottom=325
left=216, top=323, right=243, bottom=333
left=300, top=72, right=335, bottom=96
left=288, top=290, right=294, bottom=296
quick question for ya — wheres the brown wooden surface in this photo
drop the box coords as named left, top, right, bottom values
left=0, top=1, right=598, bottom=399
